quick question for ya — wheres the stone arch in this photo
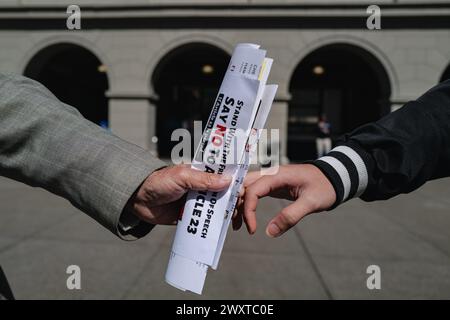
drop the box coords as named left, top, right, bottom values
left=20, top=35, right=113, bottom=88
left=287, top=35, right=398, bottom=99
left=24, top=42, right=110, bottom=127
left=151, top=41, right=231, bottom=157
left=146, top=34, right=233, bottom=97
left=288, top=42, right=392, bottom=161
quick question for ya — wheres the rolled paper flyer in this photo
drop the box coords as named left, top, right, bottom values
left=165, top=43, right=278, bottom=294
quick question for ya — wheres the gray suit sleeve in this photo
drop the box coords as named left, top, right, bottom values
left=0, top=73, right=166, bottom=240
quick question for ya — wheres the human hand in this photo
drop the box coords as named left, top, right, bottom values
left=127, top=165, right=231, bottom=225
left=234, top=164, right=336, bottom=238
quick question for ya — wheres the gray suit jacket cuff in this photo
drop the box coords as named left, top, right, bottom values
left=115, top=163, right=164, bottom=240
left=86, top=140, right=167, bottom=240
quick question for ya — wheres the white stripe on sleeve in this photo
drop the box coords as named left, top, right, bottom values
left=318, top=156, right=351, bottom=202
left=332, top=146, right=368, bottom=197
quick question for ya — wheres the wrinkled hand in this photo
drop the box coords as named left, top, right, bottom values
left=127, top=165, right=231, bottom=225
left=234, top=164, right=336, bottom=238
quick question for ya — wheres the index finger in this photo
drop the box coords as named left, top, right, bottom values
left=244, top=170, right=263, bottom=188
left=243, top=175, right=282, bottom=234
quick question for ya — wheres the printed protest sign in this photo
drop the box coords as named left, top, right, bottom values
left=166, top=43, right=277, bottom=294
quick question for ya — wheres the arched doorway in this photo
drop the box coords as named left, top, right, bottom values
left=152, top=43, right=230, bottom=158
left=288, top=44, right=391, bottom=161
left=24, top=43, right=109, bottom=127
left=440, top=63, right=450, bottom=82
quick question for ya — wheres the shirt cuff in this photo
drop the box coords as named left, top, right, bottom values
left=307, top=142, right=371, bottom=209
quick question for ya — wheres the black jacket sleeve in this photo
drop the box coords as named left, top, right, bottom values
left=310, top=80, right=450, bottom=207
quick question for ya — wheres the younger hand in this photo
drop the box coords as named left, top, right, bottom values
left=237, top=164, right=336, bottom=238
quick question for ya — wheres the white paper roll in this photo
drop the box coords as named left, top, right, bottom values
left=165, top=43, right=277, bottom=294
left=165, top=251, right=207, bottom=295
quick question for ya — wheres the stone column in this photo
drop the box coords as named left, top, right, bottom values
left=107, top=91, right=158, bottom=156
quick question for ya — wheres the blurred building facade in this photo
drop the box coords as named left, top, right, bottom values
left=0, top=0, right=449, bottom=161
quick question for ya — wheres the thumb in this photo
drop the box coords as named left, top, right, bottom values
left=266, top=200, right=313, bottom=238
left=179, top=168, right=232, bottom=192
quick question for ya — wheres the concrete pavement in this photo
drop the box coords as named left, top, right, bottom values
left=0, top=176, right=449, bottom=299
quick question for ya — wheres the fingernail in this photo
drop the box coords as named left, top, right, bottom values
left=266, top=223, right=281, bottom=238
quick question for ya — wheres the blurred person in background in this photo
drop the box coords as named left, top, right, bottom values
left=316, top=113, right=332, bottom=158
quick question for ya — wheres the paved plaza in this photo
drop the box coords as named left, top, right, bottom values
left=1, top=175, right=450, bottom=299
